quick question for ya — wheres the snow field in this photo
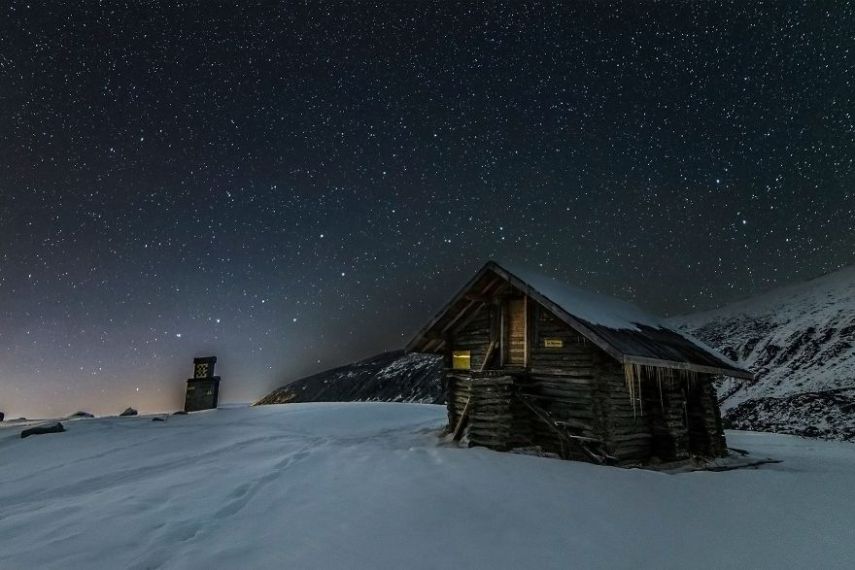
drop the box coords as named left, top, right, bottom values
left=1, top=403, right=853, bottom=569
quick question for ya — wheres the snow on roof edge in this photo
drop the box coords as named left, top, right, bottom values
left=496, top=261, right=664, bottom=331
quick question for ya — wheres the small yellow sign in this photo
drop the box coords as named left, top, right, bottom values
left=544, top=338, right=564, bottom=348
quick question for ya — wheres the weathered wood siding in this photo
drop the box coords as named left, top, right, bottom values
left=596, top=359, right=654, bottom=462
left=522, top=306, right=607, bottom=458
left=529, top=307, right=596, bottom=372
left=449, top=304, right=494, bottom=370
left=506, top=298, right=526, bottom=365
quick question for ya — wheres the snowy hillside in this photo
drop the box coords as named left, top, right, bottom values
left=2, top=404, right=855, bottom=569
left=672, top=265, right=855, bottom=404
left=670, top=265, right=855, bottom=438
left=726, top=388, right=855, bottom=440
left=256, top=350, right=443, bottom=406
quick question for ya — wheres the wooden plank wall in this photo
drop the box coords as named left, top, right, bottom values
left=523, top=308, right=607, bottom=458
left=596, top=359, right=654, bottom=462
left=506, top=298, right=526, bottom=365
left=450, top=305, right=494, bottom=370
left=444, top=372, right=515, bottom=450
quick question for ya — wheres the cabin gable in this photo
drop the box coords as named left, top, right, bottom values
left=444, top=281, right=614, bottom=373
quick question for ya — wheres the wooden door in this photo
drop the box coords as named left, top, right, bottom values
left=506, top=298, right=527, bottom=366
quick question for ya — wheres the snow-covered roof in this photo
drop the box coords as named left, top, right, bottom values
left=499, top=262, right=664, bottom=331
left=407, top=261, right=752, bottom=379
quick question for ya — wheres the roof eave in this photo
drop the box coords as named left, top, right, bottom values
left=622, top=354, right=754, bottom=380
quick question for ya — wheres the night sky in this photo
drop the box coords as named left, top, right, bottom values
left=2, top=2, right=853, bottom=418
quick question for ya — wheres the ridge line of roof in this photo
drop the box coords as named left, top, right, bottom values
left=407, top=260, right=752, bottom=379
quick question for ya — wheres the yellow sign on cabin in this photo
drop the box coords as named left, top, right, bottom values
left=543, top=338, right=564, bottom=348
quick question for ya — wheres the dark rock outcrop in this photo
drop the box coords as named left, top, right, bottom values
left=256, top=350, right=443, bottom=406
left=0, top=412, right=4, bottom=422
left=119, top=407, right=138, bottom=417
left=726, top=389, right=855, bottom=441
left=69, top=411, right=94, bottom=418
left=21, top=422, right=65, bottom=439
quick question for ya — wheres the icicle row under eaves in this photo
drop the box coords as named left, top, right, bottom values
left=623, top=363, right=699, bottom=417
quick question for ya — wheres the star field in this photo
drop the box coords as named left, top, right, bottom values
left=1, top=2, right=853, bottom=417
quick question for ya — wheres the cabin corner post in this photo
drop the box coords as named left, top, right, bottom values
left=700, top=379, right=729, bottom=457
left=442, top=368, right=453, bottom=430
left=711, top=389, right=729, bottom=457
left=446, top=370, right=470, bottom=432
left=590, top=349, right=615, bottom=457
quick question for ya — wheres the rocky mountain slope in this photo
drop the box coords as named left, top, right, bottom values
left=670, top=265, right=855, bottom=440
left=255, top=350, right=443, bottom=406
left=726, top=388, right=855, bottom=441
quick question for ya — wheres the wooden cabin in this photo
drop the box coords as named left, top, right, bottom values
left=406, top=261, right=753, bottom=466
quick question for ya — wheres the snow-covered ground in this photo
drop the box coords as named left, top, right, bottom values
left=1, top=403, right=853, bottom=569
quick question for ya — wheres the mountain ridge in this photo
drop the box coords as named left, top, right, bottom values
left=669, top=264, right=855, bottom=440
left=255, top=350, right=443, bottom=406
left=669, top=264, right=855, bottom=408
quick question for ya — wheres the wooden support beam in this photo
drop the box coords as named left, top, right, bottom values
left=463, top=293, right=491, bottom=302
left=479, top=340, right=497, bottom=372
left=441, top=276, right=501, bottom=334
left=516, top=395, right=614, bottom=464
left=452, top=396, right=472, bottom=441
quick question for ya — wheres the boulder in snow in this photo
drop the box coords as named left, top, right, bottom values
left=70, top=411, right=94, bottom=418
left=21, top=422, right=65, bottom=439
left=119, top=407, right=138, bottom=417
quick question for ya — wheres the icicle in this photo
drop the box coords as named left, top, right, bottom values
left=624, top=363, right=637, bottom=418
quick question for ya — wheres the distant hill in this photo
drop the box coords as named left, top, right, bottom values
left=670, top=265, right=855, bottom=440
left=255, top=350, right=443, bottom=406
